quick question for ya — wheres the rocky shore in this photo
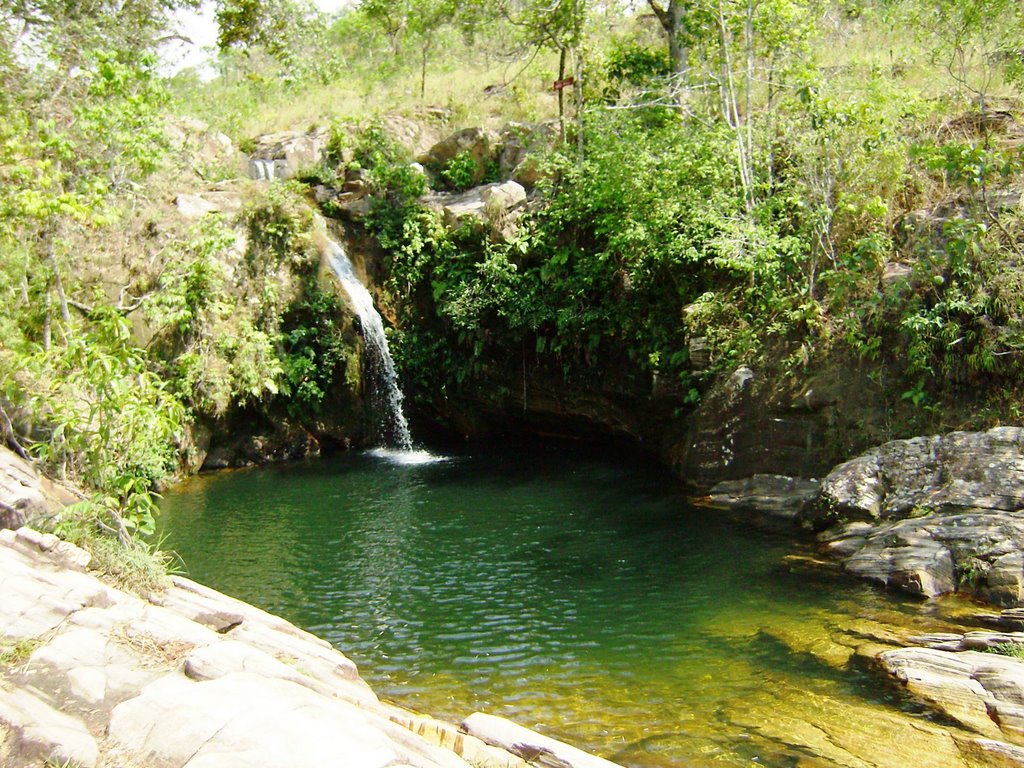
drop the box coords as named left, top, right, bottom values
left=700, top=425, right=1024, bottom=765
left=0, top=448, right=623, bottom=768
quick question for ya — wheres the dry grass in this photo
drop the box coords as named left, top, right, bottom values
left=110, top=624, right=194, bottom=669
left=175, top=52, right=565, bottom=141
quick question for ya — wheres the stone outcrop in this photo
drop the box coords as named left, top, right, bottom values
left=426, top=180, right=528, bottom=240
left=174, top=184, right=244, bottom=221
left=418, top=127, right=499, bottom=186
left=496, top=122, right=556, bottom=188
left=0, top=526, right=622, bottom=768
left=0, top=448, right=74, bottom=531
left=672, top=366, right=839, bottom=487
left=247, top=129, right=329, bottom=182
left=703, top=474, right=821, bottom=521
left=818, top=427, right=1024, bottom=522
left=810, top=427, right=1024, bottom=603
left=165, top=117, right=238, bottom=177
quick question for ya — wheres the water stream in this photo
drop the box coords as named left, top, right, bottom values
left=324, top=234, right=414, bottom=451
left=159, top=440, right=981, bottom=768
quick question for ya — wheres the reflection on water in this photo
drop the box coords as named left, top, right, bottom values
left=159, top=440, right=978, bottom=768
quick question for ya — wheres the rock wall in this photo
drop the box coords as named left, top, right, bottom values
left=0, top=449, right=77, bottom=531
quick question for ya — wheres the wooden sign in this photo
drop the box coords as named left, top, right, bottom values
left=552, top=77, right=575, bottom=91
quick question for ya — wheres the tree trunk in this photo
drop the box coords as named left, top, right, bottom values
left=575, top=48, right=584, bottom=160
left=45, top=240, right=71, bottom=326
left=421, top=45, right=428, bottom=99
left=43, top=287, right=52, bottom=352
left=558, top=47, right=567, bottom=143
left=668, top=0, right=687, bottom=80
left=647, top=0, right=688, bottom=98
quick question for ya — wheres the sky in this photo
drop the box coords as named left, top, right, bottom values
left=160, top=0, right=355, bottom=77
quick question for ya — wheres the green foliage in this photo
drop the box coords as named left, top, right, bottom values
left=148, top=195, right=352, bottom=420
left=2, top=310, right=187, bottom=535
left=986, top=642, right=1024, bottom=661
left=244, top=181, right=319, bottom=273
left=440, top=151, right=479, bottom=191
left=281, top=285, right=350, bottom=416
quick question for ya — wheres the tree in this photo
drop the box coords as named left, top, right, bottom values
left=215, top=0, right=325, bottom=66
left=901, top=0, right=1024, bottom=113
left=360, top=0, right=475, bottom=98
left=501, top=0, right=588, bottom=141
left=645, top=0, right=689, bottom=85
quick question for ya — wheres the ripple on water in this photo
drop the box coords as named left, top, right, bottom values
left=159, top=440, right=983, bottom=768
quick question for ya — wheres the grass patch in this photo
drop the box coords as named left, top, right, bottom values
left=985, top=642, right=1024, bottom=660
left=0, top=637, right=44, bottom=668
left=45, top=513, right=176, bottom=596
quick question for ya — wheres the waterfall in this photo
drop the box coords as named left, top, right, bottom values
left=249, top=158, right=278, bottom=182
left=324, top=235, right=414, bottom=451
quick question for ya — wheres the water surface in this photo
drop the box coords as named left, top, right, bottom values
left=159, top=440, right=975, bottom=767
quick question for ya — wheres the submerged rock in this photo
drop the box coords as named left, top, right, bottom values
left=462, top=712, right=625, bottom=768
left=880, top=646, right=1024, bottom=745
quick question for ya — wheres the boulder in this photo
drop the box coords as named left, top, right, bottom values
left=814, top=428, right=1024, bottom=604
left=174, top=192, right=219, bottom=219
left=818, top=428, right=1024, bottom=521
left=247, top=129, right=329, bottom=182
left=381, top=115, right=444, bottom=158
left=428, top=181, right=527, bottom=240
left=174, top=185, right=244, bottom=221
left=497, top=122, right=556, bottom=187
left=705, top=474, right=821, bottom=520
left=165, top=117, right=237, bottom=176
left=419, top=128, right=499, bottom=186
left=0, top=447, right=69, bottom=531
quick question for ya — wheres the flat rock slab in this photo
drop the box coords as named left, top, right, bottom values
left=107, top=672, right=409, bottom=768
left=881, top=646, right=1024, bottom=743
left=0, top=528, right=609, bottom=768
left=462, top=712, right=625, bottom=768
left=0, top=683, right=99, bottom=768
left=705, top=474, right=821, bottom=520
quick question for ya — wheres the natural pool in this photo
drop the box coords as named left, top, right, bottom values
left=158, top=439, right=979, bottom=768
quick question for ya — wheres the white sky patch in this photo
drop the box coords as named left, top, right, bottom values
left=159, top=0, right=355, bottom=79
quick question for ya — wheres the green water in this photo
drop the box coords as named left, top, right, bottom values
left=159, top=440, right=975, bottom=768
